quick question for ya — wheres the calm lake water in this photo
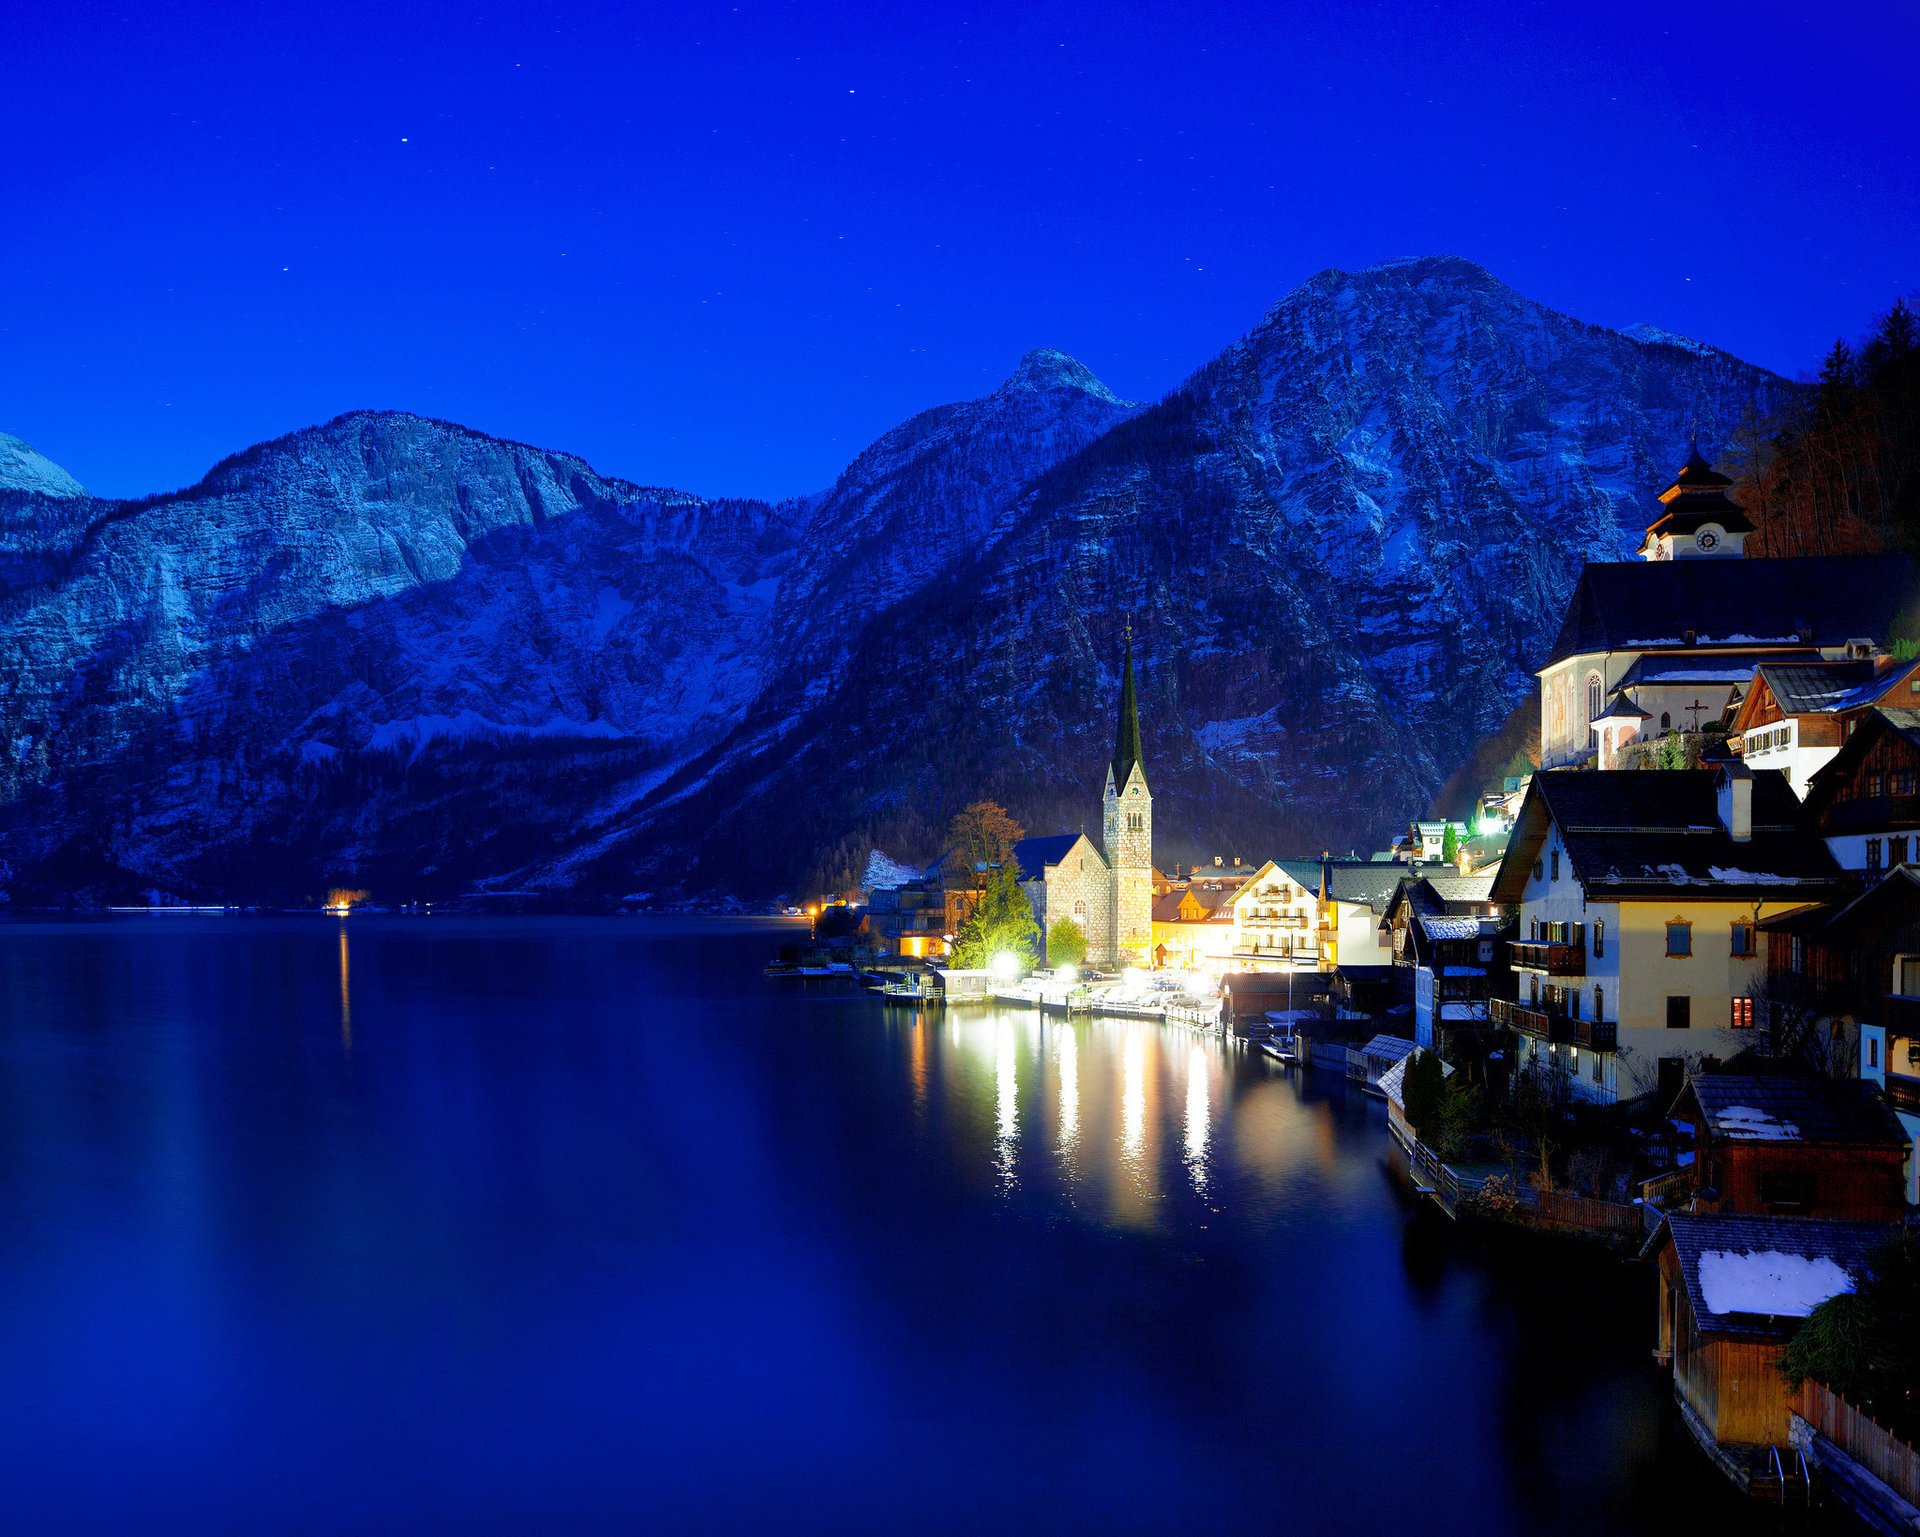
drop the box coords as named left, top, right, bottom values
left=0, top=916, right=1767, bottom=1534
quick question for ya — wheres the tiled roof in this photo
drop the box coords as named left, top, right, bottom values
left=1616, top=651, right=1804, bottom=689
left=1542, top=553, right=1916, bottom=669
left=1360, top=1034, right=1416, bottom=1063
left=1421, top=872, right=1496, bottom=904
left=1326, top=864, right=1408, bottom=910
left=1686, top=1074, right=1908, bottom=1148
left=1655, top=1214, right=1894, bottom=1339
left=1754, top=659, right=1901, bottom=716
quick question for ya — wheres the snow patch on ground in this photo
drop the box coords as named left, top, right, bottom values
left=1698, top=1250, right=1853, bottom=1318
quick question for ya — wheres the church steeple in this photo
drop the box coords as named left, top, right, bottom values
left=1112, top=623, right=1144, bottom=788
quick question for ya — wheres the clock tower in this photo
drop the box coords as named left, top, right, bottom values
left=1637, top=442, right=1754, bottom=561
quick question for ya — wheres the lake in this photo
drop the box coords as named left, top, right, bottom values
left=0, top=916, right=1766, bottom=1533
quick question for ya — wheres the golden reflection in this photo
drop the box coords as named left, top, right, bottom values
left=994, top=1015, right=1018, bottom=1190
left=1057, top=1023, right=1080, bottom=1153
left=337, top=924, right=352, bottom=1055
left=1184, top=1043, right=1209, bottom=1193
left=909, top=1017, right=928, bottom=1109
left=1120, top=1025, right=1146, bottom=1160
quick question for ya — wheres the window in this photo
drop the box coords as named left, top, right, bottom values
left=1586, top=672, right=1603, bottom=722
left=1901, top=955, right=1920, bottom=995
left=1593, top=985, right=1604, bottom=1020
left=1893, top=835, right=1911, bottom=866
left=1533, top=859, right=1543, bottom=883
left=1869, top=1036, right=1881, bottom=1070
left=1869, top=772, right=1885, bottom=798
left=1593, top=919, right=1605, bottom=958
left=1730, top=921, right=1756, bottom=958
left=1868, top=838, right=1884, bottom=872
left=1790, top=934, right=1806, bottom=974
left=1665, top=920, right=1692, bottom=958
left=1661, top=711, right=1672, bottom=731
left=1667, top=996, right=1691, bottom=1029
left=1759, top=1171, right=1817, bottom=1215
left=1550, top=848, right=1560, bottom=881
left=1530, top=918, right=1540, bottom=941
left=1731, top=996, right=1755, bottom=1029
left=1592, top=1049, right=1604, bottom=1083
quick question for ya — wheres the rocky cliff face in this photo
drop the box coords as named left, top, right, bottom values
left=0, top=259, right=1796, bottom=903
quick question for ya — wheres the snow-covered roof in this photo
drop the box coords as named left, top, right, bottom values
left=1655, top=1214, right=1891, bottom=1338
left=1378, top=1047, right=1453, bottom=1110
left=1697, top=1251, right=1853, bottom=1319
left=1418, top=915, right=1489, bottom=941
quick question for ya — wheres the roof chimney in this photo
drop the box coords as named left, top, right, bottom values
left=1717, top=762, right=1753, bottom=843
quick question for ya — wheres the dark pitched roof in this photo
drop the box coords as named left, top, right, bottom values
left=1491, top=769, right=1839, bottom=903
left=1685, top=1074, right=1908, bottom=1148
left=1421, top=872, right=1497, bottom=905
left=1151, top=890, right=1187, bottom=923
left=1754, top=659, right=1898, bottom=716
left=1763, top=864, right=1920, bottom=938
left=1112, top=627, right=1144, bottom=788
left=1326, top=864, right=1409, bottom=910
left=1654, top=1214, right=1892, bottom=1340
left=1616, top=650, right=1802, bottom=690
left=1542, top=553, right=1916, bottom=669
left=1011, top=833, right=1094, bottom=883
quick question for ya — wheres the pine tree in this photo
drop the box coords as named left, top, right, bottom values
left=950, top=861, right=1039, bottom=971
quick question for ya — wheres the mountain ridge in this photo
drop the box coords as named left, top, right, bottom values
left=0, top=259, right=1799, bottom=904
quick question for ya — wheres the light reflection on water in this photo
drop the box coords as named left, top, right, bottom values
left=1184, top=1041, right=1209, bottom=1196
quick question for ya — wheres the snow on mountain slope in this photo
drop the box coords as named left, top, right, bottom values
left=0, top=433, right=85, bottom=498
left=0, top=259, right=1802, bottom=902
left=592, top=257, right=1797, bottom=895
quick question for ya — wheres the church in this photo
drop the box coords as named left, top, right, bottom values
left=1011, top=631, right=1155, bottom=969
left=1537, top=443, right=1917, bottom=770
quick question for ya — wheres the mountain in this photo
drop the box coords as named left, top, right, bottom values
left=0, top=432, right=85, bottom=499
left=0, top=258, right=1798, bottom=904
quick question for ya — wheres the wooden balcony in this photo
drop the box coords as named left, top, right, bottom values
left=1510, top=940, right=1585, bottom=975
left=1885, top=1073, right=1920, bottom=1116
left=1490, top=997, right=1617, bottom=1051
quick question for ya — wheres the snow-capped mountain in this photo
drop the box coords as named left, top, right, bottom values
left=0, top=432, right=86, bottom=499
left=0, top=259, right=1796, bottom=903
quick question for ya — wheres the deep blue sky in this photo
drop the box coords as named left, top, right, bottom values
left=4, top=0, right=1916, bottom=502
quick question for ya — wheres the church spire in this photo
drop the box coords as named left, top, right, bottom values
left=1112, top=623, right=1143, bottom=787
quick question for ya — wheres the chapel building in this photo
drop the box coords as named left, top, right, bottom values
left=1013, top=631, right=1155, bottom=969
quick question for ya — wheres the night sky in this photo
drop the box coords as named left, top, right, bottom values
left=5, top=0, right=1916, bottom=501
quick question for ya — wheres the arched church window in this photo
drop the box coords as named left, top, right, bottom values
left=1660, top=711, right=1672, bottom=731
left=1586, top=672, right=1603, bottom=722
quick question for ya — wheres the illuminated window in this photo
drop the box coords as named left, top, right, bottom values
left=1731, top=996, right=1754, bottom=1029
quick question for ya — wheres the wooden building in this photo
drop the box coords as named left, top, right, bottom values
left=1804, top=706, right=1920, bottom=878
left=1649, top=1213, right=1890, bottom=1462
left=1677, top=1074, right=1909, bottom=1221
left=1730, top=655, right=1920, bottom=797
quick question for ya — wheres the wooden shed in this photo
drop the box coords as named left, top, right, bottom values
left=1678, top=1074, right=1909, bottom=1221
left=1648, top=1213, right=1890, bottom=1456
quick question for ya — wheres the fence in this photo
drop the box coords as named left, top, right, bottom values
left=1530, top=1188, right=1645, bottom=1239
left=1794, top=1381, right=1920, bottom=1507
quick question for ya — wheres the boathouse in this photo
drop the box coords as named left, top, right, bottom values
left=1647, top=1213, right=1890, bottom=1467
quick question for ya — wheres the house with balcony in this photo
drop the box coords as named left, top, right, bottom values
left=1764, top=862, right=1920, bottom=1204
left=1490, top=764, right=1841, bottom=1104
left=1802, top=706, right=1920, bottom=879
left=1534, top=448, right=1915, bottom=771
left=1224, top=859, right=1323, bottom=970
left=1729, top=656, right=1920, bottom=796
left=1382, top=873, right=1506, bottom=1057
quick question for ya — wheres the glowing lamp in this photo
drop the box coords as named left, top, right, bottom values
left=1056, top=963, right=1078, bottom=985
left=991, top=950, right=1021, bottom=982
left=1122, top=967, right=1145, bottom=988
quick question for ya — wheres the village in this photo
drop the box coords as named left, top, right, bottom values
left=783, top=445, right=1920, bottom=1528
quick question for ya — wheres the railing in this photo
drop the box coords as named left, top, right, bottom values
left=1489, top=999, right=1618, bottom=1050
left=1511, top=940, right=1586, bottom=975
left=1793, top=1381, right=1920, bottom=1507
left=1641, top=1164, right=1698, bottom=1211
